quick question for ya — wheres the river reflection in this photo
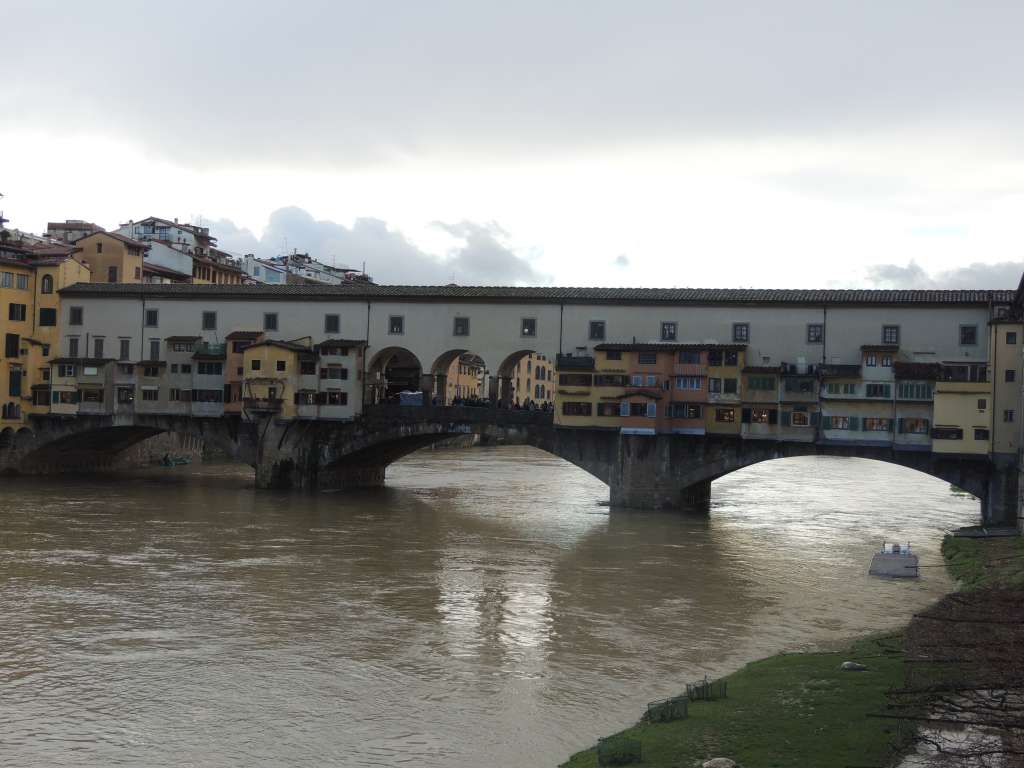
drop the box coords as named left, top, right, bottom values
left=0, top=450, right=978, bottom=767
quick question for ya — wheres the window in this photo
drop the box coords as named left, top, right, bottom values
left=707, top=350, right=722, bottom=366
left=604, top=350, right=622, bottom=361
left=57, top=364, right=76, bottom=378
left=807, top=324, right=823, bottom=344
left=1007, top=331, right=1018, bottom=345
left=264, top=313, right=278, bottom=331
left=389, top=315, right=404, bottom=335
left=932, top=426, right=963, bottom=440
left=41, top=275, right=54, bottom=294
left=561, top=401, right=592, bottom=416
left=143, top=366, right=160, bottom=378
left=300, top=360, right=316, bottom=375
left=251, top=359, right=262, bottom=371
left=865, top=383, right=891, bottom=398
left=785, top=377, right=815, bottom=393
left=881, top=355, right=892, bottom=367
left=865, top=354, right=877, bottom=367
left=231, top=341, right=251, bottom=353
left=145, top=309, right=158, bottom=327
left=276, top=360, right=286, bottom=372
left=627, top=402, right=647, bottom=417
left=96, top=241, right=103, bottom=254
left=900, top=417, right=930, bottom=434
left=708, top=377, right=721, bottom=393
left=42, top=344, right=50, bottom=356
left=1006, top=369, right=1016, bottom=383
left=732, top=323, right=749, bottom=343
left=676, top=375, right=702, bottom=390
left=826, top=381, right=857, bottom=395
left=149, top=340, right=160, bottom=361
left=117, top=364, right=133, bottom=375
left=521, top=318, right=537, bottom=337
left=974, top=428, right=990, bottom=441
left=1004, top=410, right=1015, bottom=423
left=325, top=314, right=340, bottom=334
left=15, top=274, right=27, bottom=290
left=826, top=415, right=852, bottom=430
left=959, top=325, right=978, bottom=346
left=78, top=388, right=102, bottom=403
left=669, top=402, right=702, bottom=419
left=107, top=266, right=118, bottom=282
left=171, top=342, right=193, bottom=353
left=660, top=322, right=677, bottom=341
left=723, top=378, right=738, bottom=394
left=192, top=389, right=224, bottom=403
left=715, top=408, right=735, bottom=422
left=748, top=376, right=776, bottom=391
left=589, top=321, right=606, bottom=341
left=198, top=362, right=223, bottom=376
left=638, top=351, right=657, bottom=365
left=678, top=350, right=701, bottom=364
left=39, top=308, right=56, bottom=326
left=882, top=325, right=900, bottom=345
left=142, top=389, right=159, bottom=402
left=977, top=398, right=987, bottom=410
left=93, top=338, right=104, bottom=358
left=169, top=388, right=182, bottom=402
left=180, top=364, right=192, bottom=374
left=170, top=364, right=178, bottom=373
left=68, top=337, right=79, bottom=357
left=52, top=390, right=77, bottom=404
left=118, top=387, right=135, bottom=404
left=8, top=303, right=26, bottom=322
left=596, top=402, right=621, bottom=417
left=863, top=417, right=892, bottom=432
left=0, top=272, right=10, bottom=288
left=594, top=374, right=628, bottom=386
left=559, top=373, right=593, bottom=386
left=453, top=317, right=470, bottom=336
left=897, top=381, right=932, bottom=400
left=724, top=351, right=738, bottom=366
left=749, top=407, right=775, bottom=424
left=134, top=267, right=141, bottom=280
left=791, top=410, right=810, bottom=427
left=69, top=306, right=83, bottom=326
left=202, top=311, right=217, bottom=330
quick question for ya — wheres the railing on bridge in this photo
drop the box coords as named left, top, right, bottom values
left=362, top=403, right=553, bottom=426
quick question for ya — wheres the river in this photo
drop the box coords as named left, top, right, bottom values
left=0, top=449, right=978, bottom=767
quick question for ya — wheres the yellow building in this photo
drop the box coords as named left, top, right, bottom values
left=0, top=242, right=91, bottom=424
left=932, top=362, right=992, bottom=455
left=703, top=346, right=745, bottom=435
left=242, top=339, right=316, bottom=419
left=989, top=320, right=1022, bottom=457
left=75, top=232, right=146, bottom=283
left=193, top=249, right=246, bottom=285
left=446, top=353, right=485, bottom=401
left=512, top=351, right=554, bottom=407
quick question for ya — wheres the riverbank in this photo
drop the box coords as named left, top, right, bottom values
left=562, top=532, right=1024, bottom=768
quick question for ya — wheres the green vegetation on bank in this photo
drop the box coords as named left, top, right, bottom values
left=941, top=534, right=1024, bottom=590
left=561, top=635, right=905, bottom=768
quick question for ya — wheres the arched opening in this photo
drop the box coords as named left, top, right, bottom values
left=0, top=427, right=14, bottom=452
left=41, top=274, right=54, bottom=294
left=366, top=347, right=424, bottom=405
left=496, top=350, right=555, bottom=410
left=429, top=350, right=489, bottom=406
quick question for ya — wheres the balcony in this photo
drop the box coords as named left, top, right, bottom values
left=243, top=397, right=283, bottom=413
left=193, top=343, right=227, bottom=359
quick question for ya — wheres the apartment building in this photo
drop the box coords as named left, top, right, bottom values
left=74, top=231, right=147, bottom=283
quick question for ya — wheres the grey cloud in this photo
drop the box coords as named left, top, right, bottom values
left=866, top=259, right=1023, bottom=290
left=210, top=207, right=547, bottom=285
left=4, top=1, right=1024, bottom=169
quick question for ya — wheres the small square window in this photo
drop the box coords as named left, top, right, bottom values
left=732, top=323, right=749, bottom=343
left=264, top=313, right=278, bottom=331
left=959, top=325, right=978, bottom=346
left=521, top=318, right=537, bottom=337
left=1006, top=369, right=1016, bottom=383
left=251, top=359, right=262, bottom=371
left=325, top=314, right=340, bottom=334
left=977, top=398, right=987, bottom=410
left=389, top=316, right=404, bottom=335
left=453, top=317, right=470, bottom=336
left=145, top=309, right=159, bottom=327
left=1007, top=331, right=1018, bottom=345
left=807, top=324, right=823, bottom=343
left=276, top=360, right=286, bottom=372
left=202, top=311, right=217, bottom=330
left=589, top=321, right=606, bottom=341
left=882, top=325, right=899, bottom=345
left=660, top=322, right=677, bottom=341
left=69, top=306, right=83, bottom=326
left=1005, top=409, right=1015, bottom=423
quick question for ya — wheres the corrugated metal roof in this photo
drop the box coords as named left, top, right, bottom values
left=56, top=282, right=1016, bottom=305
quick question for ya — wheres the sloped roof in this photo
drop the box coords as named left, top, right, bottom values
left=57, top=282, right=1016, bottom=305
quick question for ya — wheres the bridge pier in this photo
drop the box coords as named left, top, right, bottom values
left=608, top=434, right=712, bottom=512
left=982, top=459, right=1019, bottom=527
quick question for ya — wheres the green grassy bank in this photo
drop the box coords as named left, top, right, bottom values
left=940, top=534, right=1024, bottom=590
left=561, top=634, right=905, bottom=768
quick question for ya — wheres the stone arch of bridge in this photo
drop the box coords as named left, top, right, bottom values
left=366, top=346, right=423, bottom=404
left=429, top=349, right=490, bottom=405
left=495, top=348, right=555, bottom=408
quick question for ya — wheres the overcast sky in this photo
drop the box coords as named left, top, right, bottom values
left=3, top=1, right=1023, bottom=287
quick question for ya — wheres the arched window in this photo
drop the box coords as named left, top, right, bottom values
left=41, top=274, right=54, bottom=294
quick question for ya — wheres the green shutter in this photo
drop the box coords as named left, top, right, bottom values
left=849, top=416, right=860, bottom=431
left=780, top=410, right=791, bottom=427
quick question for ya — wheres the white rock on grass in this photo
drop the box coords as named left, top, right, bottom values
left=702, top=759, right=737, bottom=768
left=839, top=661, right=869, bottom=671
